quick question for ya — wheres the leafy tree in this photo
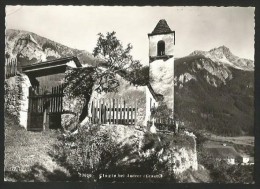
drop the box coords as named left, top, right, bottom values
left=151, top=102, right=173, bottom=120
left=64, top=31, right=145, bottom=121
left=126, top=66, right=150, bottom=86
left=66, top=31, right=143, bottom=96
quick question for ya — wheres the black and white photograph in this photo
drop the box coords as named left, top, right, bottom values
left=4, top=6, right=255, bottom=183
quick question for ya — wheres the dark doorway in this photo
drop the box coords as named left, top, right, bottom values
left=157, top=40, right=165, bottom=56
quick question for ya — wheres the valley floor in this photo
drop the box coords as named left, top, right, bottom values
left=208, top=134, right=254, bottom=146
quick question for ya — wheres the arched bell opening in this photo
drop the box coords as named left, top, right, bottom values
left=157, top=40, right=165, bottom=56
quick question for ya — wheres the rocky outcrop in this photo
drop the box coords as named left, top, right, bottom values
left=5, top=74, right=31, bottom=129
left=99, top=124, right=145, bottom=149
left=44, top=48, right=61, bottom=60
left=95, top=124, right=198, bottom=175
left=61, top=93, right=86, bottom=131
left=161, top=132, right=198, bottom=174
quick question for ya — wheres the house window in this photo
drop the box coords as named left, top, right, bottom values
left=157, top=40, right=165, bottom=56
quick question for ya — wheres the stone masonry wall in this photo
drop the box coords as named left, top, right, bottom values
left=5, top=74, right=31, bottom=129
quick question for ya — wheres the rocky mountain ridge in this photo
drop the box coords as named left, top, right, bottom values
left=5, top=29, right=101, bottom=67
left=174, top=54, right=254, bottom=136
left=190, top=46, right=254, bottom=71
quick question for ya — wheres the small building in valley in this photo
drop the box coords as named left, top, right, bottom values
left=206, top=147, right=240, bottom=165
left=236, top=155, right=250, bottom=164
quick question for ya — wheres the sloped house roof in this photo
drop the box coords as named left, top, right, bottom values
left=21, top=56, right=82, bottom=77
left=21, top=56, right=83, bottom=91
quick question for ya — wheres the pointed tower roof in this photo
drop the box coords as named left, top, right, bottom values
left=149, top=19, right=174, bottom=35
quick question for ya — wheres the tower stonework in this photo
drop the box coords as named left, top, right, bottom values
left=148, top=19, right=175, bottom=118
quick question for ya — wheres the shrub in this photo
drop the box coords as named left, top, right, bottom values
left=51, top=124, right=118, bottom=181
left=51, top=126, right=177, bottom=182
left=151, top=102, right=172, bottom=120
left=42, top=42, right=57, bottom=51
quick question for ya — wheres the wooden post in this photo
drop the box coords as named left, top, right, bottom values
left=93, top=100, right=95, bottom=124
left=10, top=58, right=12, bottom=77
left=109, top=99, right=111, bottom=124
left=94, top=100, right=97, bottom=124
left=102, top=100, right=105, bottom=124
left=119, top=98, right=122, bottom=124
left=131, top=104, right=133, bottom=125
left=123, top=100, right=126, bottom=125
left=51, top=88, right=54, bottom=113
left=126, top=104, right=129, bottom=125
left=99, top=99, right=102, bottom=124
left=9, top=59, right=12, bottom=76
left=98, top=99, right=101, bottom=124
left=50, top=87, right=53, bottom=113
left=55, top=86, right=58, bottom=113
left=57, top=85, right=60, bottom=113
left=10, top=59, right=12, bottom=76
left=100, top=99, right=103, bottom=124
left=104, top=101, right=107, bottom=124
left=53, top=87, right=55, bottom=112
left=116, top=99, right=118, bottom=124
left=113, top=99, right=115, bottom=124
left=35, top=95, right=39, bottom=113
left=46, top=99, right=50, bottom=130
left=14, top=58, right=17, bottom=76
left=27, top=88, right=31, bottom=130
left=40, top=93, right=42, bottom=113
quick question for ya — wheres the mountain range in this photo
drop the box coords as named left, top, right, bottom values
left=190, top=46, right=254, bottom=71
left=174, top=52, right=254, bottom=136
left=5, top=29, right=254, bottom=136
left=5, top=29, right=102, bottom=67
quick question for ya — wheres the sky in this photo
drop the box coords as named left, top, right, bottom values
left=5, top=6, right=255, bottom=65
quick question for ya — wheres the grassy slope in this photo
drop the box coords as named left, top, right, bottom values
left=4, top=113, right=70, bottom=181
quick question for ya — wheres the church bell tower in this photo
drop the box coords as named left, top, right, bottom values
left=148, top=19, right=175, bottom=62
left=148, top=19, right=175, bottom=119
